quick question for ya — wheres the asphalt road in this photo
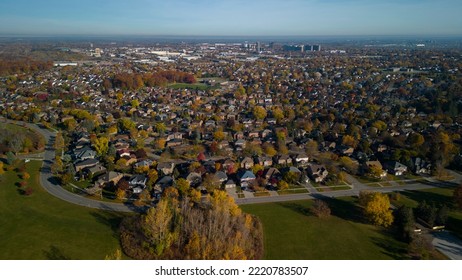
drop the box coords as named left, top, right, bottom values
left=235, top=181, right=460, bottom=205
left=432, top=231, right=462, bottom=260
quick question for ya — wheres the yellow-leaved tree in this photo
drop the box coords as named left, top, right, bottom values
left=359, top=191, right=393, bottom=227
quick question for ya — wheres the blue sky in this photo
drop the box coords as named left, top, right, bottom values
left=0, top=0, right=461, bottom=36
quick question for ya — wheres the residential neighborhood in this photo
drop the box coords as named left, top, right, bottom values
left=1, top=36, right=462, bottom=261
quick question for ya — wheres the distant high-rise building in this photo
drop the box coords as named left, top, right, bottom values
left=256, top=41, right=262, bottom=53
left=304, top=45, right=313, bottom=51
left=312, top=45, right=321, bottom=51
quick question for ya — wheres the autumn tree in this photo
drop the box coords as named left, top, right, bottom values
left=118, top=118, right=136, bottom=132
left=116, top=188, right=127, bottom=200
left=311, top=199, right=331, bottom=218
left=277, top=180, right=289, bottom=190
left=213, top=129, right=225, bottom=141
left=93, top=137, right=109, bottom=156
left=0, top=162, right=4, bottom=176
left=147, top=169, right=159, bottom=187
left=51, top=156, right=63, bottom=174
left=359, top=191, right=394, bottom=227
left=262, top=143, right=277, bottom=157
left=53, top=132, right=65, bottom=150
left=253, top=106, right=267, bottom=120
left=339, top=156, right=359, bottom=175
left=272, top=107, right=284, bottom=122
left=342, top=135, right=357, bottom=148
left=154, top=138, right=166, bottom=150
left=155, top=123, right=167, bottom=136
left=407, top=132, right=425, bottom=147
left=431, top=131, right=458, bottom=166
left=372, top=120, right=387, bottom=132
left=202, top=173, right=220, bottom=193
left=176, top=178, right=190, bottom=197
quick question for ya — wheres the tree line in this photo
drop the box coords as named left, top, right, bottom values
left=0, top=59, right=53, bottom=76
left=108, top=70, right=196, bottom=90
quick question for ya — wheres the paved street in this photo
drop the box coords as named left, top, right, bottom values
left=432, top=231, right=462, bottom=260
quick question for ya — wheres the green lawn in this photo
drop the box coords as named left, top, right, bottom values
left=277, top=189, right=309, bottom=195
left=168, top=83, right=212, bottom=91
left=0, top=161, right=129, bottom=260
left=241, top=198, right=408, bottom=260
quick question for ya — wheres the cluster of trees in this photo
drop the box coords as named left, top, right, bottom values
left=0, top=59, right=53, bottom=75
left=0, top=124, right=45, bottom=154
left=120, top=190, right=263, bottom=260
left=393, top=202, right=448, bottom=260
left=110, top=70, right=196, bottom=90
left=415, top=201, right=449, bottom=228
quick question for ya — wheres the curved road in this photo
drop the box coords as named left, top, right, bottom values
left=3, top=118, right=137, bottom=213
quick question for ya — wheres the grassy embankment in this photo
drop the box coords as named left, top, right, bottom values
left=0, top=160, right=128, bottom=260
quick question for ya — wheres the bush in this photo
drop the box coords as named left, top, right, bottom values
left=23, top=187, right=34, bottom=196
left=311, top=199, right=331, bottom=218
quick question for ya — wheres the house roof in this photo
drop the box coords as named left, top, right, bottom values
left=238, top=170, right=256, bottom=180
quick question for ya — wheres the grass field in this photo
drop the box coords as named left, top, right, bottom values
left=277, top=189, right=309, bottom=195
left=168, top=83, right=212, bottom=91
left=241, top=198, right=408, bottom=260
left=0, top=161, right=128, bottom=260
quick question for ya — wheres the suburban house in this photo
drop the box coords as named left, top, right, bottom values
left=294, top=154, right=309, bottom=166
left=224, top=179, right=237, bottom=189
left=94, top=171, right=124, bottom=188
left=129, top=174, right=148, bottom=194
left=215, top=171, right=228, bottom=183
left=306, top=163, right=329, bottom=183
left=411, top=157, right=432, bottom=175
left=264, top=167, right=281, bottom=181
left=186, top=172, right=202, bottom=187
left=385, top=161, right=408, bottom=176
left=83, top=164, right=106, bottom=178
left=256, top=156, right=273, bottom=167
left=157, top=162, right=175, bottom=175
left=155, top=176, right=174, bottom=189
left=134, top=159, right=153, bottom=169
left=73, top=146, right=97, bottom=160
left=276, top=154, right=293, bottom=165
left=74, top=158, right=99, bottom=172
left=237, top=170, right=256, bottom=187
left=241, top=157, right=255, bottom=169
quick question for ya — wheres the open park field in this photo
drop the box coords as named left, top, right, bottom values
left=0, top=160, right=127, bottom=260
left=241, top=198, right=408, bottom=260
